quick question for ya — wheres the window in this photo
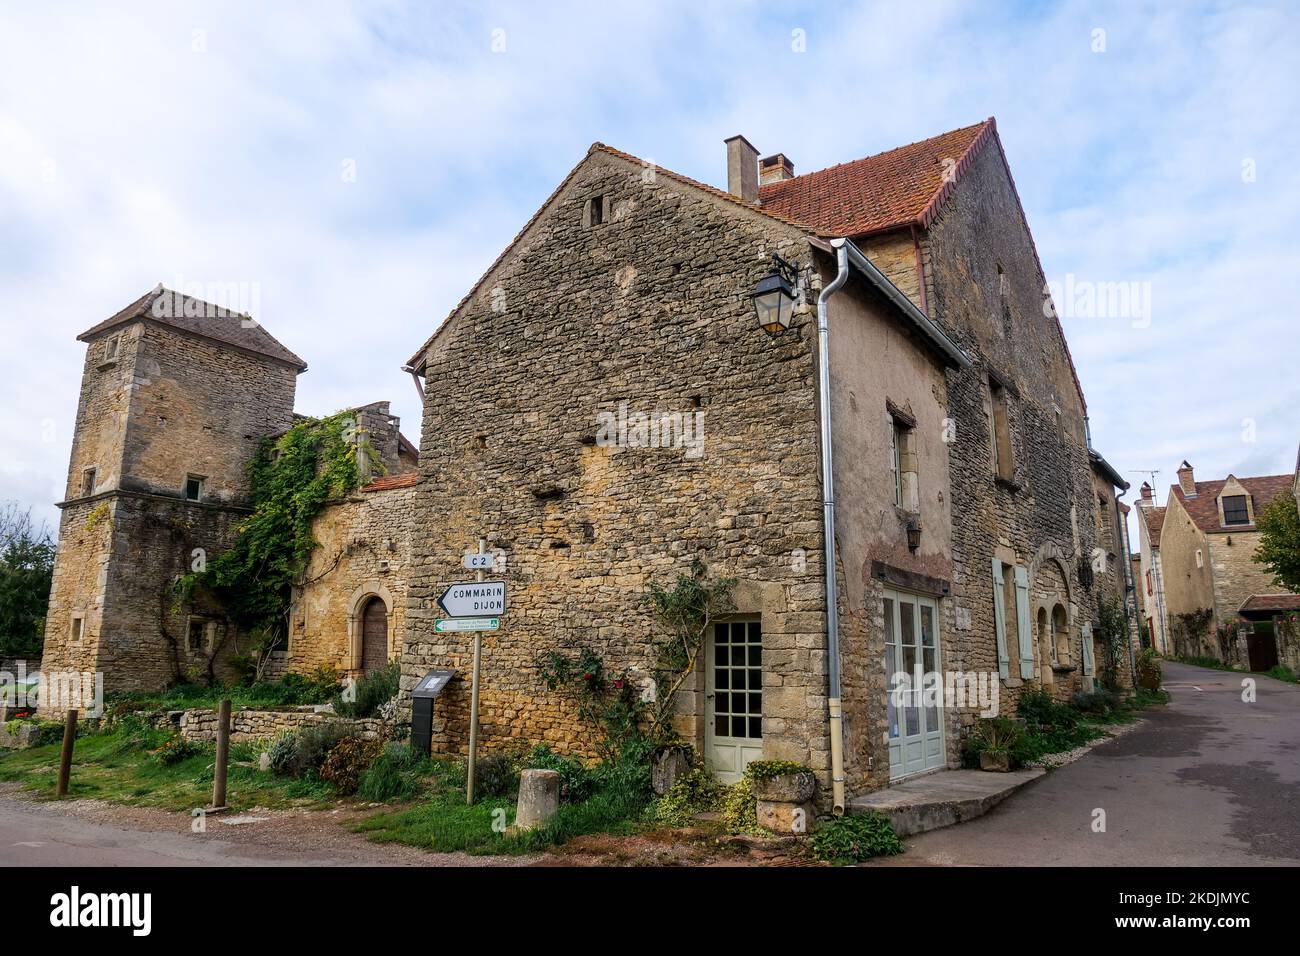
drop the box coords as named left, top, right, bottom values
left=888, top=404, right=918, bottom=511
left=1195, top=549, right=1204, bottom=568
left=105, top=335, right=120, bottom=361
left=187, top=618, right=211, bottom=653
left=1146, top=570, right=1153, bottom=595
left=587, top=195, right=604, bottom=227
left=184, top=475, right=204, bottom=502
left=989, top=377, right=1014, bottom=480
left=81, top=467, right=97, bottom=497
left=1222, top=495, right=1249, bottom=525
left=70, top=615, right=84, bottom=643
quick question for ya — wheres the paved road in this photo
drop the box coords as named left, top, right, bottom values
left=873, top=661, right=1300, bottom=866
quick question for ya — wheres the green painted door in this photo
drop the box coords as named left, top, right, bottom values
left=885, top=590, right=945, bottom=779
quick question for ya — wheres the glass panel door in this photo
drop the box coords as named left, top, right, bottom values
left=884, top=590, right=945, bottom=779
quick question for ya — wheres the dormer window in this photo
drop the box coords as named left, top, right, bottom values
left=184, top=475, right=204, bottom=502
left=1221, top=494, right=1249, bottom=525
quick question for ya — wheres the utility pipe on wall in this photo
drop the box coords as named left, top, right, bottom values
left=816, top=239, right=851, bottom=816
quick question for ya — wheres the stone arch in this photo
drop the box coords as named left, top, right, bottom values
left=347, top=582, right=395, bottom=673
left=1027, top=541, right=1075, bottom=611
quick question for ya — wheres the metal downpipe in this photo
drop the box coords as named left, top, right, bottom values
left=818, top=239, right=851, bottom=815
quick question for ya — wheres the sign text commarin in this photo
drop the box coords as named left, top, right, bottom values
left=437, top=581, right=507, bottom=617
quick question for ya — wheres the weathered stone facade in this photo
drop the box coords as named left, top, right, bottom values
left=40, top=290, right=419, bottom=703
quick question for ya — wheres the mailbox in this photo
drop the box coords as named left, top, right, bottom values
left=410, top=668, right=456, bottom=757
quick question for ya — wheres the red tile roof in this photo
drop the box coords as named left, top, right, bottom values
left=1170, top=474, right=1295, bottom=534
left=1139, top=505, right=1167, bottom=548
left=79, top=286, right=307, bottom=370
left=360, top=473, right=418, bottom=493
left=758, top=120, right=994, bottom=237
left=1238, top=594, right=1300, bottom=614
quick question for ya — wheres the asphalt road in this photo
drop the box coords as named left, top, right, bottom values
left=873, top=661, right=1300, bottom=866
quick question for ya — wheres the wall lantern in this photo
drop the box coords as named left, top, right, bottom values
left=906, top=518, right=922, bottom=553
left=752, top=253, right=799, bottom=333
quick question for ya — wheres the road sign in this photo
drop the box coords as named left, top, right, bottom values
left=463, top=553, right=494, bottom=570
left=434, top=617, right=499, bottom=633
left=437, top=580, right=506, bottom=617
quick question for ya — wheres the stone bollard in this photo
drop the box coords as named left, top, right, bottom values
left=753, top=769, right=818, bottom=835
left=651, top=746, right=692, bottom=795
left=514, top=768, right=561, bottom=830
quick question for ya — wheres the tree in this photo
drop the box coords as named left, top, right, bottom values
left=1253, top=495, right=1300, bottom=594
left=0, top=502, right=56, bottom=658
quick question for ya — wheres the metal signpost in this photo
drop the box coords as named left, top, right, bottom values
left=434, top=539, right=510, bottom=804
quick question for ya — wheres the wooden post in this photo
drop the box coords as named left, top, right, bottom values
left=212, top=698, right=231, bottom=810
left=55, top=709, right=77, bottom=797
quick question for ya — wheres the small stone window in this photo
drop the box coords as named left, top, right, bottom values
left=585, top=195, right=605, bottom=228
left=1195, top=548, right=1204, bottom=568
left=888, top=405, right=918, bottom=512
left=98, top=334, right=121, bottom=367
left=1221, top=494, right=1249, bottom=525
left=81, top=467, right=97, bottom=497
left=70, top=615, right=84, bottom=643
left=988, top=377, right=1014, bottom=481
left=184, top=475, right=204, bottom=502
left=187, top=617, right=212, bottom=653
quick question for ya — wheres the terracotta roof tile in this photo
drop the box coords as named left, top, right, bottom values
left=1140, top=505, right=1167, bottom=548
left=1170, top=473, right=1294, bottom=534
left=79, top=286, right=307, bottom=370
left=360, top=473, right=418, bottom=493
left=758, top=121, right=993, bottom=237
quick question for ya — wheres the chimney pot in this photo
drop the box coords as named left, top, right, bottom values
left=1177, top=461, right=1197, bottom=497
left=725, top=135, right=759, bottom=202
left=759, top=153, right=796, bottom=185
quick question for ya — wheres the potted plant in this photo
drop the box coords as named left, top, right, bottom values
left=970, top=718, right=1019, bottom=772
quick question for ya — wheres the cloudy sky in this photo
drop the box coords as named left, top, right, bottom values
left=2, top=0, right=1297, bottom=542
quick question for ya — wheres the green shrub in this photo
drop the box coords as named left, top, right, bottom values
left=1136, top=648, right=1163, bottom=689
left=319, top=737, right=384, bottom=794
left=722, top=774, right=762, bottom=835
left=744, top=759, right=810, bottom=780
left=268, top=722, right=353, bottom=778
left=1264, top=664, right=1298, bottom=683
left=474, top=752, right=518, bottom=798
left=152, top=736, right=202, bottom=766
left=1072, top=687, right=1122, bottom=717
left=334, top=661, right=399, bottom=719
left=965, top=716, right=1024, bottom=762
left=357, top=743, right=433, bottom=802
left=648, top=767, right=723, bottom=827
left=524, top=744, right=592, bottom=803
left=811, top=811, right=903, bottom=864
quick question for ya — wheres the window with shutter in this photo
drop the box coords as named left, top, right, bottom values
left=1014, top=566, right=1035, bottom=680
left=1081, top=623, right=1095, bottom=677
left=991, top=559, right=1009, bottom=680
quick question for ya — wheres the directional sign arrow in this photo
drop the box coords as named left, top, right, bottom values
left=437, top=580, right=506, bottom=617
left=434, top=618, right=499, bottom=633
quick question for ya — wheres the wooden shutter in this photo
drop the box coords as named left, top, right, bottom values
left=1081, top=622, right=1095, bottom=677
left=1014, top=566, right=1035, bottom=680
left=991, top=559, right=1009, bottom=680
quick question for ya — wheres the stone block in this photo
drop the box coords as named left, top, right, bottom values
left=514, top=768, right=561, bottom=830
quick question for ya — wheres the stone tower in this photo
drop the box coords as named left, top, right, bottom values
left=40, top=286, right=305, bottom=698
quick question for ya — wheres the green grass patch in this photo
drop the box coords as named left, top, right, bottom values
left=0, top=728, right=334, bottom=811
left=1264, top=664, right=1299, bottom=684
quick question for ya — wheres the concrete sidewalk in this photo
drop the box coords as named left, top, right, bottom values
left=848, top=768, right=1045, bottom=836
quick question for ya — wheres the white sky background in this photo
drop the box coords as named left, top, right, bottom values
left=1, top=1, right=1297, bottom=545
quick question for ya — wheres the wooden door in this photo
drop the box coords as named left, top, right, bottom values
left=361, top=597, right=389, bottom=675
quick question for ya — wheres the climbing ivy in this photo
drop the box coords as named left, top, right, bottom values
left=179, top=412, right=368, bottom=645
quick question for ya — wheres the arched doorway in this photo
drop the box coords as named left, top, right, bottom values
left=360, top=596, right=389, bottom=675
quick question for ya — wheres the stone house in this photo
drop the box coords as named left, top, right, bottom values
left=39, top=287, right=418, bottom=701
left=401, top=117, right=1130, bottom=804
left=1153, top=460, right=1298, bottom=665
left=1134, top=483, right=1170, bottom=653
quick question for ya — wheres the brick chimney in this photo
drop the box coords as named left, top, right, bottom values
left=725, top=135, right=759, bottom=202
left=1139, top=482, right=1153, bottom=507
left=759, top=153, right=795, bottom=185
left=1177, top=460, right=1197, bottom=497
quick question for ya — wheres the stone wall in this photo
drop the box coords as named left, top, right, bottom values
left=402, top=148, right=832, bottom=778
left=921, top=134, right=1107, bottom=718
left=1275, top=616, right=1300, bottom=674
left=166, top=706, right=386, bottom=743
left=288, top=481, right=415, bottom=675
left=1206, top=530, right=1276, bottom=626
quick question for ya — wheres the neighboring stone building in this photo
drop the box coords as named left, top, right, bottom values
left=1155, top=460, right=1297, bottom=665
left=401, top=117, right=1127, bottom=801
left=40, top=287, right=418, bottom=700
left=1134, top=483, right=1170, bottom=653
